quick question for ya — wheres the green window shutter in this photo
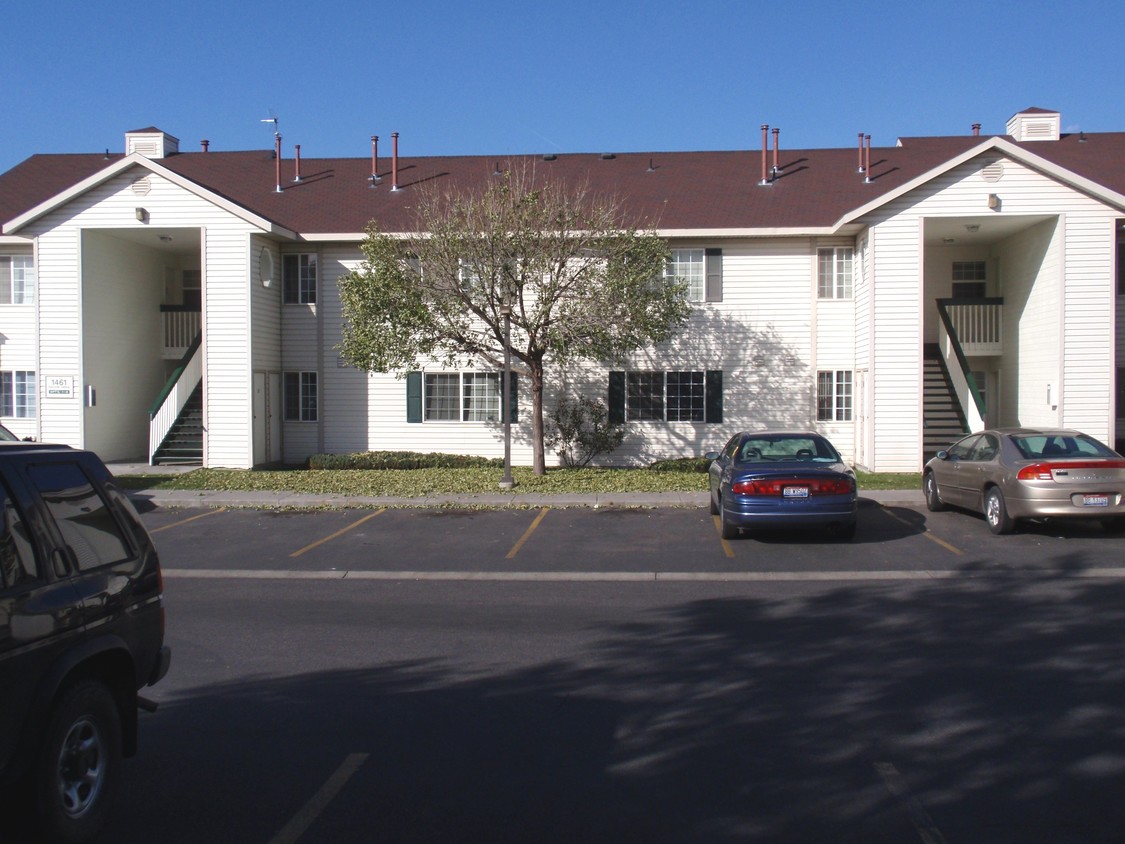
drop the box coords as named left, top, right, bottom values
left=705, top=370, right=723, bottom=423
left=509, top=372, right=519, bottom=424
left=406, top=371, right=422, bottom=423
left=705, top=248, right=723, bottom=303
left=608, top=371, right=625, bottom=424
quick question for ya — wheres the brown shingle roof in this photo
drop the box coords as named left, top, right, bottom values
left=4, top=132, right=1125, bottom=237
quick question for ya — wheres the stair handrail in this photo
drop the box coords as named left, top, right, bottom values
left=149, top=334, right=202, bottom=464
left=935, top=299, right=986, bottom=430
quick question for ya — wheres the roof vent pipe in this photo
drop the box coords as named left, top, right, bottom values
left=293, top=145, right=302, bottom=182
left=201, top=139, right=210, bottom=153
left=391, top=132, right=400, bottom=192
left=759, top=124, right=770, bottom=186
left=370, top=136, right=380, bottom=183
left=857, top=133, right=865, bottom=172
left=864, top=135, right=872, bottom=184
left=772, top=127, right=780, bottom=176
left=972, top=123, right=981, bottom=137
left=274, top=133, right=282, bottom=193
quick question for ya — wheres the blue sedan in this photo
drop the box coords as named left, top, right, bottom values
left=705, top=431, right=858, bottom=540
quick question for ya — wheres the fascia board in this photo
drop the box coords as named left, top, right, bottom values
left=6, top=153, right=297, bottom=238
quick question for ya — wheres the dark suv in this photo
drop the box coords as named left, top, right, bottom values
left=0, top=442, right=170, bottom=842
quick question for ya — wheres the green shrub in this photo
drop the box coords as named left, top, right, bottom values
left=647, top=456, right=713, bottom=473
left=308, top=451, right=502, bottom=470
left=545, top=395, right=625, bottom=467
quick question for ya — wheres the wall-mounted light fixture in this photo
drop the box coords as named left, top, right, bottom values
left=135, top=207, right=147, bottom=222
left=988, top=194, right=1000, bottom=210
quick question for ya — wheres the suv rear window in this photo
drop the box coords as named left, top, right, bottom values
left=27, top=462, right=132, bottom=571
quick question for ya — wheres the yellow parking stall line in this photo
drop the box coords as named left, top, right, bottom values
left=290, top=509, right=386, bottom=558
left=506, top=507, right=550, bottom=559
left=150, top=507, right=227, bottom=533
left=880, top=506, right=963, bottom=556
left=711, top=515, right=736, bottom=557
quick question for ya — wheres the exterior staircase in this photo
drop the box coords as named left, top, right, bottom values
left=922, top=344, right=968, bottom=461
left=152, top=385, right=203, bottom=465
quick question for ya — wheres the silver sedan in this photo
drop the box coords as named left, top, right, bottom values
left=922, top=428, right=1125, bottom=534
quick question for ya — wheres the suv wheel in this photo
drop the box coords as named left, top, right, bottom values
left=35, top=681, right=122, bottom=844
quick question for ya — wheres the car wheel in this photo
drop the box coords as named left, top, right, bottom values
left=719, top=502, right=739, bottom=540
left=923, top=471, right=947, bottom=512
left=34, top=680, right=122, bottom=844
left=984, top=487, right=1015, bottom=535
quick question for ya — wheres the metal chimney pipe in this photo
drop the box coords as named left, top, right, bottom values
left=857, top=133, right=865, bottom=172
left=201, top=139, right=210, bottom=152
left=972, top=123, right=981, bottom=137
left=293, top=145, right=302, bottom=182
left=371, top=135, right=379, bottom=179
left=759, top=124, right=769, bottom=185
left=391, top=132, right=400, bottom=191
left=864, top=135, right=872, bottom=183
left=772, top=127, right=780, bottom=176
left=274, top=133, right=282, bottom=193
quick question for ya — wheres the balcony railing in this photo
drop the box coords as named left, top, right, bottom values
left=161, top=305, right=200, bottom=358
left=938, top=297, right=1003, bottom=356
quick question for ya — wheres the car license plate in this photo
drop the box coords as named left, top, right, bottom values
left=783, top=486, right=809, bottom=498
left=1082, top=494, right=1109, bottom=507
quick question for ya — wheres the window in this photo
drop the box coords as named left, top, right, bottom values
left=424, top=372, right=501, bottom=421
left=406, top=371, right=518, bottom=423
left=817, top=248, right=853, bottom=299
left=283, top=254, right=317, bottom=304
left=0, top=256, right=35, bottom=305
left=0, top=481, right=37, bottom=589
left=27, top=462, right=131, bottom=572
left=817, top=370, right=853, bottom=421
left=953, top=260, right=987, bottom=282
left=1117, top=242, right=1125, bottom=296
left=608, top=370, right=722, bottom=423
left=667, top=249, right=704, bottom=302
left=0, top=371, right=36, bottom=418
left=284, top=372, right=317, bottom=421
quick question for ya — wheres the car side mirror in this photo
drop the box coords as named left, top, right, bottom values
left=704, top=451, right=720, bottom=461
left=936, top=450, right=950, bottom=460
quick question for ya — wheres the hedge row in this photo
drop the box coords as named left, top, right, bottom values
left=307, top=451, right=503, bottom=470
left=308, top=451, right=714, bottom=472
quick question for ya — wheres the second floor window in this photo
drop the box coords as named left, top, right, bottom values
left=666, top=249, right=705, bottom=302
left=817, top=248, right=853, bottom=299
left=0, top=256, right=35, bottom=305
left=283, top=254, right=317, bottom=304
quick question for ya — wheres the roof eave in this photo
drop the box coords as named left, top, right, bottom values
left=5, top=153, right=297, bottom=239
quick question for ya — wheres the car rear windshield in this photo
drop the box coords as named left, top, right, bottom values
left=738, top=436, right=840, bottom=463
left=1010, top=434, right=1118, bottom=460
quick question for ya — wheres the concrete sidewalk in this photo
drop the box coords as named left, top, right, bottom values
left=109, top=460, right=924, bottom=510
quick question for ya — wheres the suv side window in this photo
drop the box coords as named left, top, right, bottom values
left=27, top=462, right=131, bottom=571
left=0, top=480, right=37, bottom=589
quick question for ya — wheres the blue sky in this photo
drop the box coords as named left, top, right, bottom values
left=3, top=0, right=1123, bottom=173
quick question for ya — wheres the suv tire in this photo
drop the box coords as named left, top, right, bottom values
left=34, top=681, right=122, bottom=844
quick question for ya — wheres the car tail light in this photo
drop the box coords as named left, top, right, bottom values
left=731, top=477, right=854, bottom=496
left=1017, top=460, right=1125, bottom=480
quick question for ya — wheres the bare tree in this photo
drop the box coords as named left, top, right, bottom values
left=338, top=163, right=692, bottom=474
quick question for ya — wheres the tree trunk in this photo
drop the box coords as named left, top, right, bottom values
left=530, top=360, right=546, bottom=475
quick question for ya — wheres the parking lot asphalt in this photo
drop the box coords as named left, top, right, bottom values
left=124, top=487, right=925, bottom=511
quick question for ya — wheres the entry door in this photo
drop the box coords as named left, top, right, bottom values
left=252, top=372, right=283, bottom=465
left=253, top=373, right=266, bottom=465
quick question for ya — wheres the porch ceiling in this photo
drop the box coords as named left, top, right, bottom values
left=98, top=226, right=201, bottom=254
left=923, top=214, right=1053, bottom=246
